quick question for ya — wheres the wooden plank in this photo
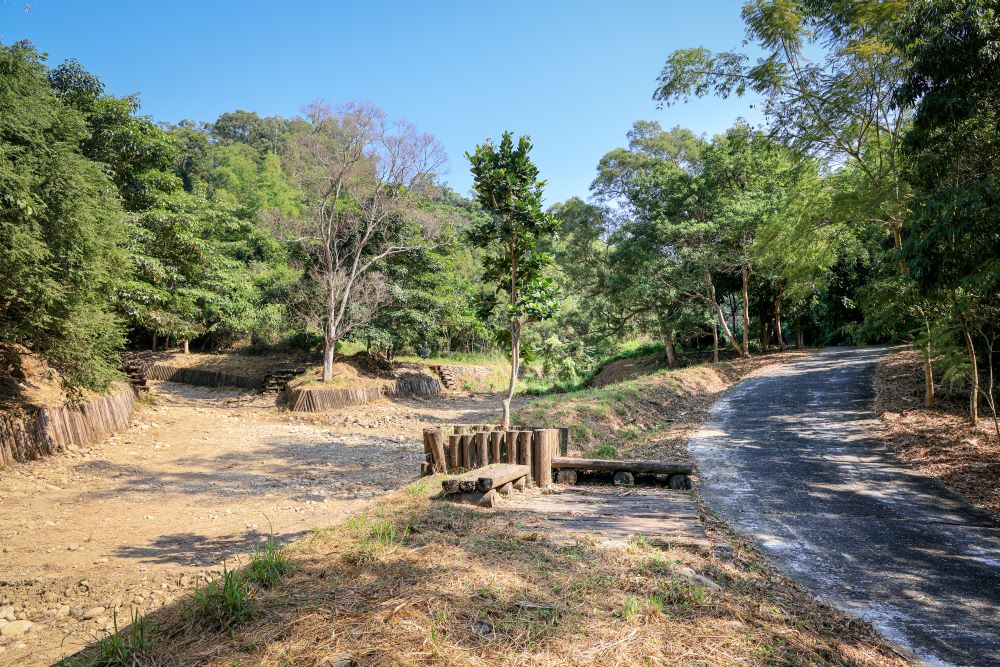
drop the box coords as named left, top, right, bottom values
left=551, top=457, right=693, bottom=475
left=476, top=464, right=530, bottom=492
left=448, top=434, right=462, bottom=471
left=424, top=427, right=447, bottom=473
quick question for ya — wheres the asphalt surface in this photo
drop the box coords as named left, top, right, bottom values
left=690, top=347, right=1000, bottom=667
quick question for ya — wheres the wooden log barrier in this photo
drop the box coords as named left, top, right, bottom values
left=489, top=431, right=503, bottom=464
left=447, top=489, right=497, bottom=507
left=424, top=427, right=447, bottom=473
left=505, top=430, right=519, bottom=464
left=475, top=432, right=489, bottom=469
left=448, top=434, right=462, bottom=470
left=517, top=431, right=533, bottom=480
left=476, top=463, right=530, bottom=493
left=532, top=429, right=556, bottom=488
left=461, top=434, right=475, bottom=469
left=550, top=457, right=694, bottom=476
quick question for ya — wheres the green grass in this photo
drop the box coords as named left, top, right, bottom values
left=191, top=564, right=253, bottom=630
left=86, top=609, right=151, bottom=666
left=590, top=444, right=619, bottom=459
left=344, top=513, right=411, bottom=564
left=245, top=535, right=294, bottom=589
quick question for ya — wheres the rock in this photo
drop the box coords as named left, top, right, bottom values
left=668, top=474, right=692, bottom=490
left=0, top=606, right=14, bottom=621
left=320, top=659, right=354, bottom=667
left=0, top=620, right=33, bottom=637
left=41, top=592, right=59, bottom=603
left=613, top=471, right=635, bottom=486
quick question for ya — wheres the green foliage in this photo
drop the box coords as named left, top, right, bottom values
left=0, top=42, right=128, bottom=394
left=245, top=534, right=294, bottom=589
left=192, top=564, right=253, bottom=630
left=90, top=609, right=151, bottom=666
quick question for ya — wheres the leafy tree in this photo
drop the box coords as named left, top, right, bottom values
left=467, top=132, right=560, bottom=427
left=896, top=0, right=1000, bottom=424
left=1, top=42, right=129, bottom=394
left=286, top=101, right=445, bottom=381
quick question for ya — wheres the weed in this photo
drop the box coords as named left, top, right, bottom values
left=659, top=579, right=712, bottom=607
left=590, top=444, right=618, bottom=459
left=246, top=535, right=293, bottom=589
left=192, top=563, right=252, bottom=630
left=646, top=594, right=665, bottom=615
left=347, top=517, right=409, bottom=564
left=622, top=595, right=641, bottom=621
left=90, top=608, right=151, bottom=665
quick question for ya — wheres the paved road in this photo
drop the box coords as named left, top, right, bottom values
left=691, top=347, right=1000, bottom=666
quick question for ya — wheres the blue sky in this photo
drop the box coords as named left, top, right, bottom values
left=4, top=0, right=762, bottom=204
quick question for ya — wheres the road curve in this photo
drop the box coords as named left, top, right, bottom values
left=691, top=346, right=1000, bottom=666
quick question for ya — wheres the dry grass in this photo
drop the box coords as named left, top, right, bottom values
left=875, top=349, right=1000, bottom=520
left=66, top=477, right=908, bottom=666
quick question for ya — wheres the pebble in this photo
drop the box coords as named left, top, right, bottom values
left=0, top=606, right=14, bottom=622
left=0, top=620, right=33, bottom=637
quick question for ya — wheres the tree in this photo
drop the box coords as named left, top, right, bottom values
left=287, top=101, right=445, bottom=381
left=1, top=42, right=129, bottom=394
left=896, top=0, right=1000, bottom=424
left=467, top=132, right=560, bottom=427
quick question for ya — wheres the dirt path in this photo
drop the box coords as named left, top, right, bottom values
left=0, top=381, right=517, bottom=665
left=690, top=346, right=1000, bottom=666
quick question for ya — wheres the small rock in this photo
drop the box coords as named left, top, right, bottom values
left=93, top=558, right=109, bottom=564
left=67, top=543, right=80, bottom=551
left=320, top=659, right=354, bottom=667
left=0, top=620, right=33, bottom=637
left=0, top=605, right=14, bottom=622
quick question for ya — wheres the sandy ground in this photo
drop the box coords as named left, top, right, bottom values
left=0, top=381, right=518, bottom=665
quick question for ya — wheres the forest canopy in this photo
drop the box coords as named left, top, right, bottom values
left=1, top=0, right=998, bottom=427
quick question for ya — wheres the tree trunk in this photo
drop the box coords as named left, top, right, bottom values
left=151, top=332, right=157, bottom=352
left=774, top=293, right=786, bottom=351
left=662, top=330, right=678, bottom=369
left=740, top=264, right=751, bottom=357
left=795, top=329, right=804, bottom=349
left=712, top=321, right=719, bottom=363
left=502, top=322, right=519, bottom=429
left=922, top=342, right=935, bottom=409
left=963, top=327, right=979, bottom=425
left=706, top=271, right=745, bottom=357
left=322, top=329, right=336, bottom=382
left=182, top=339, right=190, bottom=354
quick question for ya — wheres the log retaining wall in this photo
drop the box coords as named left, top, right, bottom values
left=144, top=363, right=263, bottom=389
left=286, top=373, right=442, bottom=412
left=0, top=385, right=136, bottom=465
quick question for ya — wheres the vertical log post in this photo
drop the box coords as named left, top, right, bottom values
left=474, top=432, right=489, bottom=470
left=505, top=430, right=519, bottom=464
left=448, top=434, right=462, bottom=470
left=517, top=431, right=533, bottom=482
left=532, top=429, right=556, bottom=488
left=461, top=434, right=474, bottom=469
left=489, top=431, right=503, bottom=464
left=424, top=427, right=447, bottom=473
left=558, top=427, right=569, bottom=456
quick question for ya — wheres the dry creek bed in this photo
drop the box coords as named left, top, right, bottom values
left=0, top=380, right=518, bottom=665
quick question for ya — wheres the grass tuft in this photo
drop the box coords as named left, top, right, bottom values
left=245, top=534, right=294, bottom=589
left=191, top=563, right=252, bottom=630
left=88, top=608, right=151, bottom=666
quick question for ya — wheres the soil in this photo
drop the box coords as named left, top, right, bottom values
left=875, top=348, right=1000, bottom=521
left=0, top=380, right=525, bottom=664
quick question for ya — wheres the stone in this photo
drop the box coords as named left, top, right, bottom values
left=612, top=471, right=635, bottom=486
left=0, top=606, right=14, bottom=622
left=0, top=620, right=33, bottom=637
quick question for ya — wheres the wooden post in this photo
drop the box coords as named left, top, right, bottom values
left=424, top=427, right=447, bottom=473
left=517, top=431, right=533, bottom=481
left=505, top=430, right=519, bottom=464
left=489, top=431, right=503, bottom=464
left=461, top=434, right=474, bottom=469
left=448, top=434, right=462, bottom=470
left=474, top=432, right=489, bottom=470
left=532, top=429, right=556, bottom=488
left=558, top=427, right=569, bottom=456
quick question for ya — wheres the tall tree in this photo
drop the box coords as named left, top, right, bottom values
left=896, top=0, right=1000, bottom=424
left=467, top=132, right=560, bottom=427
left=287, top=101, right=445, bottom=381
left=1, top=43, right=129, bottom=394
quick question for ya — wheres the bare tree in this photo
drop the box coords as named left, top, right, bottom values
left=288, top=101, right=446, bottom=380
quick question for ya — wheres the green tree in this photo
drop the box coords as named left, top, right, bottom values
left=896, top=0, right=1000, bottom=425
left=1, top=42, right=129, bottom=394
left=467, top=132, right=560, bottom=427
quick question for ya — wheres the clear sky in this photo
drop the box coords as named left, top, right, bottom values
left=3, top=0, right=762, bottom=205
